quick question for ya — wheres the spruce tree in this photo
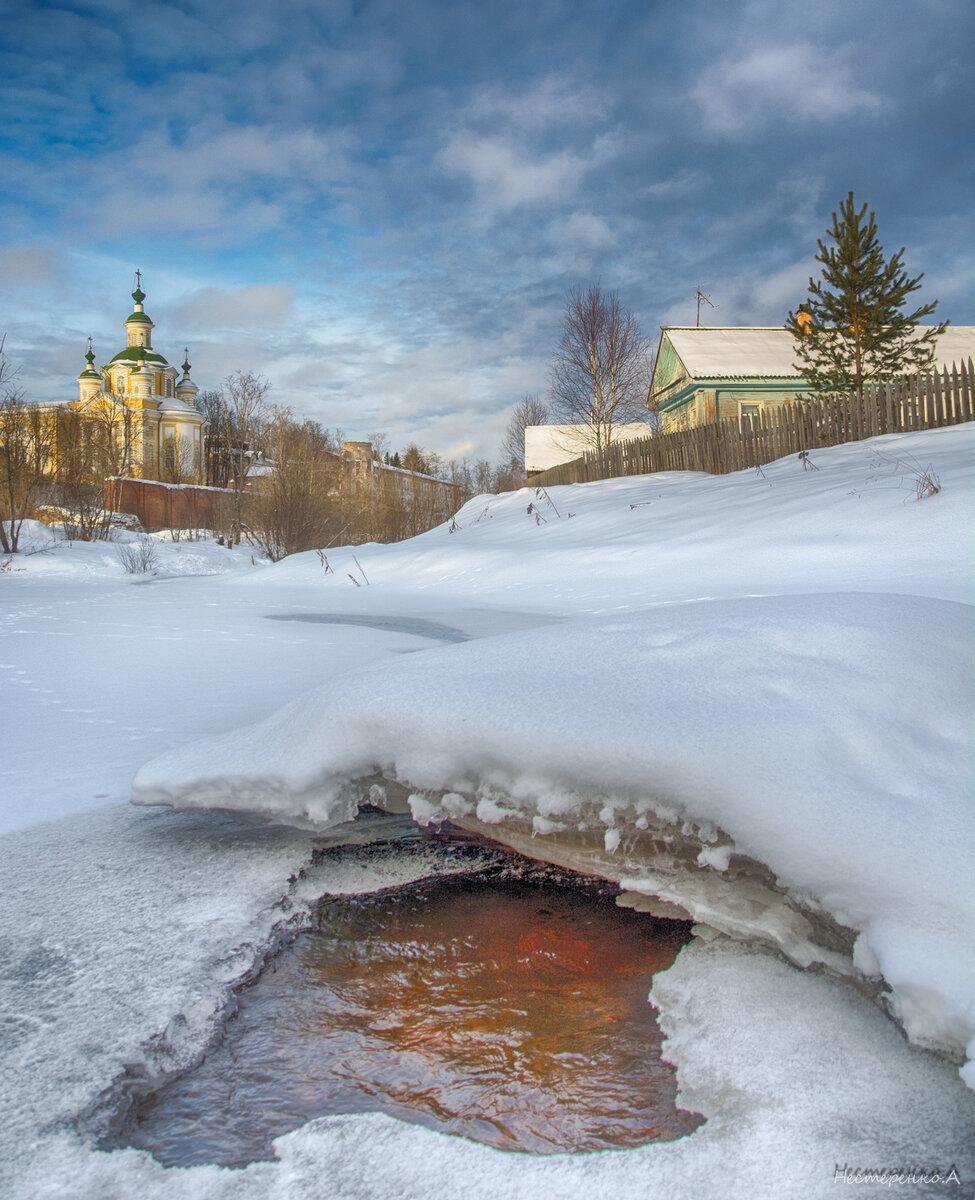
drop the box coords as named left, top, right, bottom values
left=787, top=192, right=947, bottom=397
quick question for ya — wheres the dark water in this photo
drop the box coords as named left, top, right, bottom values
left=124, top=874, right=700, bottom=1166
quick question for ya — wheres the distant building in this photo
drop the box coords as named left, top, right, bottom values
left=524, top=423, right=656, bottom=478
left=53, top=274, right=205, bottom=483
left=648, top=326, right=975, bottom=433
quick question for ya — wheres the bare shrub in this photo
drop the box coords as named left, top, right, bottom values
left=914, top=467, right=941, bottom=500
left=116, top=535, right=158, bottom=574
left=866, top=451, right=943, bottom=502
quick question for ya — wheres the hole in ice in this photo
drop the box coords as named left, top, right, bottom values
left=118, top=864, right=701, bottom=1167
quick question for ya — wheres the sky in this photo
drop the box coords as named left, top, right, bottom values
left=1, top=0, right=973, bottom=462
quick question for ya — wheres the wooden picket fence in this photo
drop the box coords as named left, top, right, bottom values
left=530, top=358, right=974, bottom=486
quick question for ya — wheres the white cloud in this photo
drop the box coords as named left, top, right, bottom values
left=694, top=43, right=885, bottom=135
left=751, top=260, right=818, bottom=316
left=646, top=171, right=707, bottom=199
left=435, top=75, right=624, bottom=224
left=549, top=212, right=617, bottom=250
left=130, top=124, right=340, bottom=187
left=462, top=75, right=609, bottom=135
left=0, top=245, right=64, bottom=289
left=75, top=122, right=346, bottom=240
left=164, top=284, right=295, bottom=331
left=439, top=134, right=589, bottom=217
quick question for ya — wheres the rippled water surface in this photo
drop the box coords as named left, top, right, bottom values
left=126, top=873, right=700, bottom=1166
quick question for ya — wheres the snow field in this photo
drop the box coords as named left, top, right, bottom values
left=134, top=429, right=975, bottom=1085
left=1, top=423, right=973, bottom=1197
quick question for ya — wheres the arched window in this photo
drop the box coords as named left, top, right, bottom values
left=164, top=442, right=175, bottom=470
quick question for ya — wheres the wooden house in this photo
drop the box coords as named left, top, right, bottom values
left=648, top=326, right=975, bottom=433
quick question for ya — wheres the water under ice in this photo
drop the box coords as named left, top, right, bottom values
left=119, top=870, right=700, bottom=1166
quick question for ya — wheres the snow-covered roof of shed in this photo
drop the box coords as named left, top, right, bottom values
left=662, top=326, right=974, bottom=379
left=525, top=423, right=655, bottom=473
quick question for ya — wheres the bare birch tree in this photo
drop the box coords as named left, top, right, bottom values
left=501, top=394, right=550, bottom=480
left=549, top=285, right=651, bottom=467
left=210, top=371, right=271, bottom=542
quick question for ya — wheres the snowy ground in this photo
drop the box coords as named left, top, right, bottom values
left=1, top=425, right=973, bottom=1199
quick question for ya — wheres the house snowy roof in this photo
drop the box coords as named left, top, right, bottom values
left=661, top=326, right=974, bottom=380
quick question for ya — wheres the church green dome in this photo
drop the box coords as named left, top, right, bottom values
left=108, top=346, right=170, bottom=367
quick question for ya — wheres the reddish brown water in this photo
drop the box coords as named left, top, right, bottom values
left=125, top=873, right=700, bottom=1167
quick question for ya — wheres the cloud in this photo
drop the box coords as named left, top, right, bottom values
left=645, top=172, right=707, bottom=199
left=438, top=134, right=589, bottom=218
left=0, top=245, right=63, bottom=289
left=435, top=75, right=624, bottom=224
left=694, top=43, right=885, bottom=135
left=164, top=284, right=295, bottom=331
left=2, top=0, right=971, bottom=461
left=548, top=213, right=617, bottom=251
left=460, top=75, right=609, bottom=136
left=51, top=122, right=350, bottom=241
left=751, top=260, right=819, bottom=317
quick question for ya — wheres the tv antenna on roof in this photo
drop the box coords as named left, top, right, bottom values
left=693, top=288, right=716, bottom=327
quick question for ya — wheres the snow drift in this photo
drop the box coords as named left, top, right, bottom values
left=133, top=427, right=975, bottom=1087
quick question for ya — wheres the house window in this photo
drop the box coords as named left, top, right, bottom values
left=740, top=402, right=762, bottom=429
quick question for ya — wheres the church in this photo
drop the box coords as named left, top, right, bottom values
left=67, top=273, right=205, bottom=483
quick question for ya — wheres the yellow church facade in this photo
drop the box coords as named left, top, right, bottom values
left=59, top=275, right=206, bottom=484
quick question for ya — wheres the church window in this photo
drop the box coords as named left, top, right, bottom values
left=164, top=441, right=175, bottom=470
